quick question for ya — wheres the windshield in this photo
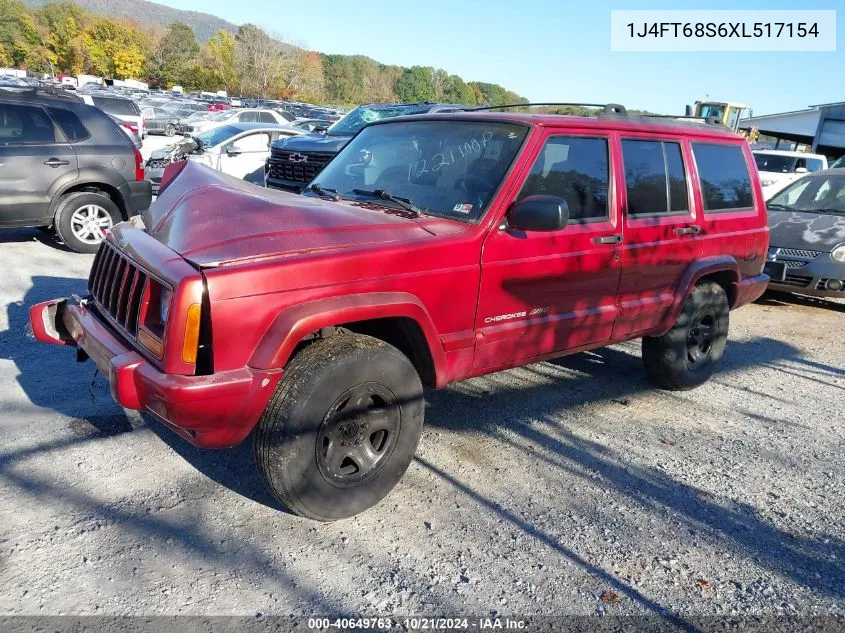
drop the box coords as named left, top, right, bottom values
left=768, top=174, right=845, bottom=214
left=187, top=111, right=209, bottom=121
left=831, top=156, right=845, bottom=169
left=698, top=104, right=725, bottom=121
left=208, top=111, right=231, bottom=121
left=754, top=153, right=796, bottom=173
left=327, top=104, right=438, bottom=136
left=196, top=125, right=241, bottom=148
left=309, top=120, right=529, bottom=222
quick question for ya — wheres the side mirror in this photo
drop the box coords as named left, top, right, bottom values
left=506, top=195, right=569, bottom=232
left=226, top=147, right=242, bottom=156
left=314, top=125, right=329, bottom=133
left=795, top=167, right=808, bottom=174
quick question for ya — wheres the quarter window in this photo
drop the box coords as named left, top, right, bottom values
left=622, top=140, right=689, bottom=216
left=517, top=136, right=610, bottom=221
left=0, top=103, right=57, bottom=144
left=48, top=108, right=89, bottom=142
left=692, top=143, right=754, bottom=211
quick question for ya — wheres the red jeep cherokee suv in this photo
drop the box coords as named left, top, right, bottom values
left=30, top=107, right=769, bottom=520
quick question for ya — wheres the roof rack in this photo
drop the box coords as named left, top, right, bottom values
left=0, top=86, right=83, bottom=102
left=465, top=102, right=629, bottom=116
left=639, top=113, right=726, bottom=127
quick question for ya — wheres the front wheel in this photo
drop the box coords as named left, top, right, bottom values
left=254, top=334, right=424, bottom=521
left=165, top=124, right=176, bottom=136
left=642, top=281, right=729, bottom=391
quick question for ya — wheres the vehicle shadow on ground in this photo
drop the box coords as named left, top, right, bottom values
left=0, top=227, right=73, bottom=252
left=418, top=339, right=845, bottom=605
left=1, top=275, right=135, bottom=436
left=756, top=290, right=845, bottom=314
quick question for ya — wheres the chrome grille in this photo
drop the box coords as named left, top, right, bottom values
left=268, top=150, right=334, bottom=183
left=779, top=248, right=822, bottom=259
left=88, top=241, right=147, bottom=337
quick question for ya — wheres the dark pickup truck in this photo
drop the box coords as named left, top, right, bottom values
left=265, top=102, right=466, bottom=192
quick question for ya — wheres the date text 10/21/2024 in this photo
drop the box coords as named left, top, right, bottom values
left=306, top=617, right=528, bottom=630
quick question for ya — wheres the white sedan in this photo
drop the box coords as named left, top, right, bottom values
left=144, top=122, right=301, bottom=191
left=183, top=109, right=292, bottom=134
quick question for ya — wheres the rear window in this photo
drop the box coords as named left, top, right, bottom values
left=692, top=143, right=754, bottom=211
left=91, top=96, right=141, bottom=117
left=48, top=107, right=89, bottom=142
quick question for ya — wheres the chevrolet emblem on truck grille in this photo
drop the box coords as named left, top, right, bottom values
left=289, top=153, right=308, bottom=163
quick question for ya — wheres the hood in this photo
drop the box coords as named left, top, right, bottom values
left=768, top=209, right=845, bottom=251
left=150, top=137, right=199, bottom=161
left=270, top=131, right=352, bottom=153
left=144, top=162, right=442, bottom=267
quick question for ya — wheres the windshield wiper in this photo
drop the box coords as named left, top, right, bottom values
left=306, top=183, right=340, bottom=201
left=767, top=203, right=789, bottom=210
left=352, top=188, right=422, bottom=217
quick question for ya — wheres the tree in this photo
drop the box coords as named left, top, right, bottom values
left=144, top=22, right=198, bottom=88
left=394, top=66, right=435, bottom=103
left=37, top=2, right=84, bottom=72
left=0, top=0, right=39, bottom=67
left=234, top=24, right=289, bottom=98
left=204, top=29, right=236, bottom=92
left=77, top=17, right=147, bottom=78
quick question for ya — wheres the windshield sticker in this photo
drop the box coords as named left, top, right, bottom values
left=453, top=203, right=474, bottom=214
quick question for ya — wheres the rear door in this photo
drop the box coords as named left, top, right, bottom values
left=475, top=129, right=624, bottom=370
left=0, top=102, right=78, bottom=227
left=613, top=135, right=701, bottom=338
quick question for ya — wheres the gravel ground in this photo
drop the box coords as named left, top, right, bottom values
left=1, top=228, right=844, bottom=623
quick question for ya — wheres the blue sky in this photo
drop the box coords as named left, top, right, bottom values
left=157, top=0, right=841, bottom=116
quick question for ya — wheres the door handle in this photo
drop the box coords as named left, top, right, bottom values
left=675, top=225, right=702, bottom=235
left=593, top=234, right=623, bottom=245
left=43, top=158, right=70, bottom=167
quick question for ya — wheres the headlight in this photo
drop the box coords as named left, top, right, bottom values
left=832, top=243, right=845, bottom=263
left=159, top=288, right=172, bottom=325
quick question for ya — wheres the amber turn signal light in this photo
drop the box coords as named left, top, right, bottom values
left=182, top=303, right=202, bottom=364
left=137, top=328, right=163, bottom=358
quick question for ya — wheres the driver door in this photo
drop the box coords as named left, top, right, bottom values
left=474, top=131, right=623, bottom=371
left=219, top=132, right=272, bottom=182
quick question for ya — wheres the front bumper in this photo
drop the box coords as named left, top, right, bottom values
left=29, top=298, right=281, bottom=448
left=764, top=249, right=845, bottom=298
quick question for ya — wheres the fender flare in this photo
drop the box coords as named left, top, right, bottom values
left=653, top=256, right=740, bottom=336
left=249, top=292, right=447, bottom=385
left=47, top=168, right=128, bottom=220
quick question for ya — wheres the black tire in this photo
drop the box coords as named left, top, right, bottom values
left=54, top=192, right=122, bottom=254
left=254, top=334, right=424, bottom=521
left=642, top=281, right=729, bottom=391
left=165, top=124, right=176, bottom=137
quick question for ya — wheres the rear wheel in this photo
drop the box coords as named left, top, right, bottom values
left=54, top=192, right=122, bottom=254
left=642, top=281, right=729, bottom=390
left=254, top=334, right=424, bottom=521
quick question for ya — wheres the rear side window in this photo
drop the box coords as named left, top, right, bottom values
left=622, top=140, right=689, bottom=216
left=518, top=136, right=610, bottom=221
left=48, top=107, right=89, bottom=142
left=797, top=157, right=824, bottom=173
left=91, top=96, right=141, bottom=117
left=692, top=143, right=754, bottom=211
left=0, top=103, right=57, bottom=143
left=259, top=111, right=276, bottom=124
